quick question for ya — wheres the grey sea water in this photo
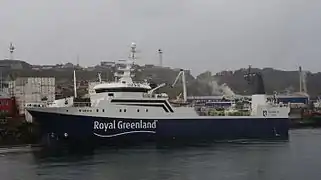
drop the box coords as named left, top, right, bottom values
left=1, top=128, right=321, bottom=180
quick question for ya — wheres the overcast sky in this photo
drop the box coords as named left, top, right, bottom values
left=1, top=0, right=321, bottom=75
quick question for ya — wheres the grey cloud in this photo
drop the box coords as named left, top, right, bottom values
left=1, top=0, right=321, bottom=75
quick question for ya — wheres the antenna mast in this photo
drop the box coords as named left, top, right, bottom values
left=114, top=42, right=136, bottom=83
left=158, top=49, right=163, bottom=67
left=9, top=42, right=15, bottom=60
left=299, top=66, right=302, bottom=92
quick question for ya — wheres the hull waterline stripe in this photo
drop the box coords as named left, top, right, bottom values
left=163, top=101, right=174, bottom=112
left=93, top=131, right=156, bottom=138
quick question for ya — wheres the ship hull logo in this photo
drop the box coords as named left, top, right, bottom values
left=263, top=110, right=267, bottom=117
left=93, top=120, right=158, bottom=138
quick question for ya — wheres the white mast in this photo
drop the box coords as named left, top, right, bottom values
left=73, top=70, right=77, bottom=98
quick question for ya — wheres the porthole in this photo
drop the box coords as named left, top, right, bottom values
left=145, top=109, right=148, bottom=112
left=102, top=109, right=105, bottom=112
left=79, top=109, right=81, bottom=112
left=124, top=109, right=127, bottom=112
left=137, top=109, right=140, bottom=112
left=66, top=110, right=68, bottom=112
left=96, top=109, right=99, bottom=112
left=120, top=109, right=122, bottom=112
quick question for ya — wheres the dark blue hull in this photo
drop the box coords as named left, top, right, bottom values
left=28, top=111, right=290, bottom=147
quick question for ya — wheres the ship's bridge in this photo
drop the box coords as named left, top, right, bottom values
left=93, top=82, right=151, bottom=94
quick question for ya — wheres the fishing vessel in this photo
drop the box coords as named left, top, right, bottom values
left=26, top=43, right=291, bottom=147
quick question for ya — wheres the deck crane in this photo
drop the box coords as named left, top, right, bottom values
left=171, top=69, right=187, bottom=102
left=148, top=83, right=166, bottom=97
left=98, top=72, right=102, bottom=83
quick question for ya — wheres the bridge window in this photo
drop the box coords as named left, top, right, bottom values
left=95, top=87, right=148, bottom=93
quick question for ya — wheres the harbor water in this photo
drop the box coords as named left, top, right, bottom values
left=1, top=128, right=321, bottom=180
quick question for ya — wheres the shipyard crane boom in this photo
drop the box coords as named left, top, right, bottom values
left=171, top=69, right=187, bottom=102
left=171, top=71, right=183, bottom=88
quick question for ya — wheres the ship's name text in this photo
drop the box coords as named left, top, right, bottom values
left=93, top=120, right=158, bottom=131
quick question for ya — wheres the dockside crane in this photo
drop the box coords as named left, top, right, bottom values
left=171, top=69, right=187, bottom=103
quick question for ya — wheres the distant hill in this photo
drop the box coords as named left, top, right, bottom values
left=0, top=59, right=32, bottom=70
left=213, top=68, right=321, bottom=97
left=2, top=60, right=321, bottom=98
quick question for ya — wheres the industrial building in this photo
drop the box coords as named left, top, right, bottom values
left=2, top=77, right=55, bottom=115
